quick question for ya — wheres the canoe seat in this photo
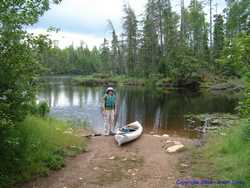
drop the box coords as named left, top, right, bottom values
left=120, top=127, right=137, bottom=133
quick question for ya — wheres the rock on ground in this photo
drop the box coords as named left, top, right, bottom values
left=166, top=144, right=185, bottom=153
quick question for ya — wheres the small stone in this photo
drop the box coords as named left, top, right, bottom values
left=63, top=130, right=72, bottom=134
left=79, top=177, right=83, bottom=180
left=211, top=119, right=220, bottom=125
left=128, top=169, right=133, bottom=174
left=166, top=144, right=185, bottom=153
left=153, top=135, right=161, bottom=137
left=180, top=163, right=189, bottom=167
left=122, top=157, right=127, bottom=161
left=166, top=140, right=173, bottom=143
left=93, top=167, right=99, bottom=170
left=220, top=132, right=226, bottom=136
left=149, top=131, right=155, bottom=135
left=162, top=134, right=169, bottom=137
left=134, top=168, right=139, bottom=172
left=132, top=173, right=136, bottom=176
left=103, top=169, right=111, bottom=172
left=109, top=156, right=115, bottom=160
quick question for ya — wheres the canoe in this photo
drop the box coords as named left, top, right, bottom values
left=115, top=121, right=143, bottom=146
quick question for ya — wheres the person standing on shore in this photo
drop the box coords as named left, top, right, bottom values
left=102, top=87, right=117, bottom=135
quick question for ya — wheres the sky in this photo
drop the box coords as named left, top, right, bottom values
left=27, top=0, right=226, bottom=49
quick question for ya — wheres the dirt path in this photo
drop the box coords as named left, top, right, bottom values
left=20, top=134, right=195, bottom=188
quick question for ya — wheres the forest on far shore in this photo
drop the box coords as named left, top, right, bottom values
left=40, top=0, right=249, bottom=84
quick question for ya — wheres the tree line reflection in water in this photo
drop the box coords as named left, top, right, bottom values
left=38, top=82, right=238, bottom=138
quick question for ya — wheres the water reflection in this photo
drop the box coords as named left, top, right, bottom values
left=38, top=79, right=239, bottom=138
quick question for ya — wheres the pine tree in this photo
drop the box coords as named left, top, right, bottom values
left=225, top=0, right=241, bottom=38
left=146, top=0, right=176, bottom=56
left=180, top=0, right=189, bottom=46
left=100, top=38, right=110, bottom=74
left=108, top=20, right=120, bottom=75
left=123, top=4, right=138, bottom=75
left=141, top=15, right=160, bottom=77
left=213, top=14, right=224, bottom=60
left=163, top=0, right=179, bottom=60
left=187, top=0, right=208, bottom=60
left=225, top=0, right=250, bottom=38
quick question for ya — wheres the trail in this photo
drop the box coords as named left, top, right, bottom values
left=20, top=134, right=195, bottom=188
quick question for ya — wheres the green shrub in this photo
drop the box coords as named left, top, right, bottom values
left=238, top=91, right=250, bottom=117
left=44, top=154, right=65, bottom=170
left=37, top=102, right=50, bottom=117
left=93, top=73, right=111, bottom=79
left=192, top=120, right=250, bottom=187
left=29, top=101, right=50, bottom=117
left=0, top=115, right=86, bottom=188
left=218, top=34, right=250, bottom=77
left=238, top=74, right=250, bottom=117
left=237, top=74, right=250, bottom=140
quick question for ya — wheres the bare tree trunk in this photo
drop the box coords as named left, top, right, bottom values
left=158, top=0, right=164, bottom=55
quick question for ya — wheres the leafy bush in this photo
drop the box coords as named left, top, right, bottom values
left=0, top=116, right=86, bottom=188
left=237, top=73, right=250, bottom=117
left=238, top=74, right=250, bottom=140
left=29, top=101, right=50, bottom=117
left=218, top=34, right=250, bottom=77
left=164, top=54, right=202, bottom=83
left=36, top=102, right=50, bottom=117
left=0, top=1, right=61, bottom=122
left=238, top=90, right=250, bottom=117
left=192, top=120, right=250, bottom=186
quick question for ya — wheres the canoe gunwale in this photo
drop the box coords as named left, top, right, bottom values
left=114, top=121, right=143, bottom=146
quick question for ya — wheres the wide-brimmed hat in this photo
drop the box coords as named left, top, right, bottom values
left=106, top=87, right=114, bottom=93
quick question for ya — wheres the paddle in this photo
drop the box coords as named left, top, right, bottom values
left=114, top=95, right=120, bottom=129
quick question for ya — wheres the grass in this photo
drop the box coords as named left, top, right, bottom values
left=0, top=115, right=87, bottom=188
left=72, top=73, right=202, bottom=89
left=72, top=74, right=146, bottom=86
left=191, top=119, right=250, bottom=187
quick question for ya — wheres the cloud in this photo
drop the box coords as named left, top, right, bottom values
left=27, top=28, right=105, bottom=49
left=28, top=0, right=148, bottom=48
left=32, top=0, right=147, bottom=35
left=28, top=0, right=225, bottom=49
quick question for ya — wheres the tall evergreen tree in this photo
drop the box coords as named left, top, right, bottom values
left=108, top=20, right=120, bottom=74
left=163, top=0, right=179, bottom=59
left=225, top=0, right=250, bottom=38
left=146, top=0, right=175, bottom=55
left=141, top=15, right=160, bottom=76
left=100, top=38, right=110, bottom=74
left=123, top=4, right=138, bottom=75
left=187, top=0, right=208, bottom=60
left=213, top=14, right=225, bottom=60
left=180, top=0, right=189, bottom=46
left=146, top=0, right=163, bottom=54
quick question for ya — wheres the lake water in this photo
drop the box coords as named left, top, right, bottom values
left=38, top=76, right=239, bottom=138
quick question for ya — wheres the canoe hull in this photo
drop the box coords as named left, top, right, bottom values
left=115, top=121, right=143, bottom=146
